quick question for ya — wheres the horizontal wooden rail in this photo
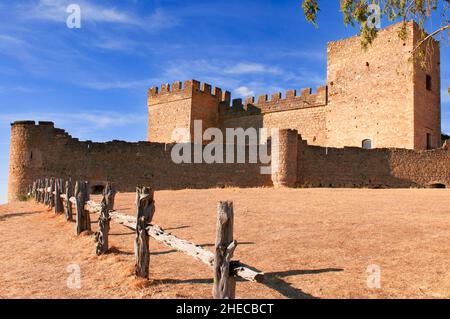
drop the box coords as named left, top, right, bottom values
left=56, top=192, right=264, bottom=283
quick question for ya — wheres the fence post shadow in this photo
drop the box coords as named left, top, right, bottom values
left=259, top=268, right=344, bottom=299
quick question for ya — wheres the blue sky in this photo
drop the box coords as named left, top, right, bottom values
left=0, top=0, right=449, bottom=204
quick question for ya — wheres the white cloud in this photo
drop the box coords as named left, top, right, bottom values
left=0, top=193, right=6, bottom=205
left=235, top=86, right=255, bottom=97
left=0, top=85, right=39, bottom=94
left=0, top=33, right=33, bottom=61
left=29, top=0, right=134, bottom=24
left=163, top=59, right=241, bottom=89
left=18, top=0, right=178, bottom=30
left=442, top=89, right=450, bottom=103
left=225, top=63, right=282, bottom=75
left=0, top=34, right=22, bottom=43
left=84, top=78, right=160, bottom=90
left=272, top=49, right=326, bottom=61
left=0, top=111, right=145, bottom=130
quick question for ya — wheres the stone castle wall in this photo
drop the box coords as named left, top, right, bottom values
left=8, top=123, right=449, bottom=202
left=296, top=135, right=450, bottom=188
left=411, top=23, right=441, bottom=149
left=8, top=121, right=271, bottom=202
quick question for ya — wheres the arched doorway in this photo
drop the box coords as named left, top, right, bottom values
left=362, top=139, right=372, bottom=149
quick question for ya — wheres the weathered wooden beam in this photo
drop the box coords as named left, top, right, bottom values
left=44, top=179, right=49, bottom=206
left=49, top=178, right=55, bottom=209
left=43, top=186, right=264, bottom=283
left=108, top=210, right=264, bottom=283
left=104, top=183, right=115, bottom=212
left=74, top=181, right=91, bottom=235
left=213, top=201, right=236, bottom=299
left=33, top=181, right=38, bottom=202
left=65, top=180, right=73, bottom=221
left=54, top=179, right=64, bottom=214
left=38, top=180, right=43, bottom=203
left=134, top=187, right=155, bottom=279
left=95, top=183, right=115, bottom=256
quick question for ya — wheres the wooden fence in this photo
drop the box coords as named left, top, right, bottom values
left=28, top=178, right=264, bottom=299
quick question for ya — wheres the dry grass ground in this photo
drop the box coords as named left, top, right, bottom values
left=0, top=188, right=450, bottom=299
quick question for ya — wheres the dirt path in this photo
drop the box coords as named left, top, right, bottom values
left=1, top=188, right=450, bottom=299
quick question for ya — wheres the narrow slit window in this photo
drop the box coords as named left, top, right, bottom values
left=426, top=74, right=432, bottom=91
left=426, top=133, right=433, bottom=150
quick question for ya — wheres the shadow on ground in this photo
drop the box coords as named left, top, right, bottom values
left=263, top=268, right=344, bottom=299
left=0, top=211, right=41, bottom=221
left=151, top=268, right=343, bottom=299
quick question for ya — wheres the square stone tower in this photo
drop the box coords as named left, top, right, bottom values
left=326, top=21, right=441, bottom=150
left=147, top=80, right=227, bottom=143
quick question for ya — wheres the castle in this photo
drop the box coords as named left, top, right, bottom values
left=148, top=22, right=441, bottom=150
left=7, top=22, right=449, bottom=202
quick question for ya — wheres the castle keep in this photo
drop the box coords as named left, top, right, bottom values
left=148, top=22, right=441, bottom=150
left=7, top=22, right=449, bottom=202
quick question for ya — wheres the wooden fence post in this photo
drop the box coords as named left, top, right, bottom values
left=65, top=179, right=73, bottom=221
left=49, top=178, right=55, bottom=209
left=44, top=178, right=49, bottom=206
left=37, top=179, right=41, bottom=203
left=45, top=178, right=49, bottom=206
left=47, top=178, right=50, bottom=206
left=104, top=183, right=115, bottom=212
left=134, top=187, right=155, bottom=279
left=95, top=183, right=115, bottom=255
left=213, top=201, right=237, bottom=299
left=48, top=178, right=54, bottom=209
left=36, top=179, right=39, bottom=203
left=40, top=179, right=44, bottom=203
left=75, top=181, right=91, bottom=235
left=54, top=178, right=64, bottom=214
left=32, top=181, right=37, bottom=202
left=84, top=182, right=91, bottom=230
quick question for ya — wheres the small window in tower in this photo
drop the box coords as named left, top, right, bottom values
left=362, top=139, right=372, bottom=149
left=426, top=74, right=432, bottom=91
left=30, top=151, right=33, bottom=160
left=426, top=133, right=433, bottom=150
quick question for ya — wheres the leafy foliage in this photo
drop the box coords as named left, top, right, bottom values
left=301, top=0, right=449, bottom=49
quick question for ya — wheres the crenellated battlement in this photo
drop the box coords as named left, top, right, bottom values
left=148, top=79, right=231, bottom=103
left=219, top=86, right=328, bottom=118
left=148, top=80, right=327, bottom=117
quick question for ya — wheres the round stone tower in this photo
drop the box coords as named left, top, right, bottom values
left=8, top=121, right=54, bottom=202
left=271, top=129, right=298, bottom=188
left=8, top=121, right=37, bottom=202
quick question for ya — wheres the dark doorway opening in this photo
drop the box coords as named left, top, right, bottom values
left=428, top=183, right=446, bottom=189
left=91, top=185, right=105, bottom=194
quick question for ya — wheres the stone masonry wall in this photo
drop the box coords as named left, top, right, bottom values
left=297, top=136, right=450, bottom=188
left=412, top=23, right=441, bottom=149
left=8, top=121, right=272, bottom=202
left=326, top=21, right=417, bottom=149
left=8, top=124, right=449, bottom=201
left=219, top=86, right=328, bottom=145
left=148, top=80, right=227, bottom=143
